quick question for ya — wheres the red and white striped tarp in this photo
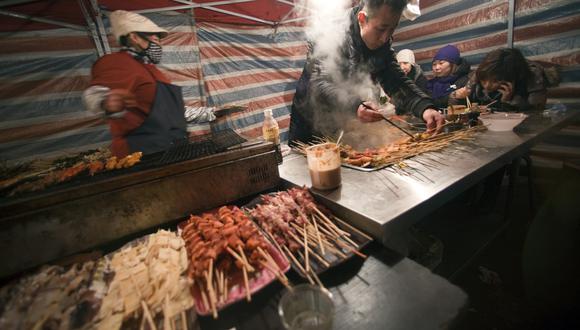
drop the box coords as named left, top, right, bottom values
left=0, top=12, right=307, bottom=162
left=393, top=0, right=580, bottom=106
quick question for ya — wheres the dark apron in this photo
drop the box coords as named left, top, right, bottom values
left=126, top=81, right=188, bottom=155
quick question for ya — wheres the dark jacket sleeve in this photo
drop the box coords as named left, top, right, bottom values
left=307, top=55, right=363, bottom=117
left=414, top=74, right=429, bottom=94
left=376, top=53, right=434, bottom=118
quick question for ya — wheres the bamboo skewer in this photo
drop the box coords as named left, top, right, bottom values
left=199, top=282, right=209, bottom=312
left=226, top=246, right=255, bottom=272
left=256, top=246, right=286, bottom=280
left=311, top=216, right=325, bottom=255
left=129, top=274, right=157, bottom=330
left=242, top=265, right=251, bottom=302
left=287, top=231, right=330, bottom=268
left=181, top=311, right=187, bottom=330
left=204, top=262, right=217, bottom=319
left=290, top=223, right=348, bottom=259
left=282, top=245, right=314, bottom=284
left=259, top=260, right=292, bottom=291
left=303, top=224, right=309, bottom=273
left=238, top=245, right=252, bottom=273
left=164, top=294, right=172, bottom=330
left=224, top=277, right=229, bottom=301
left=297, top=250, right=325, bottom=289
left=141, top=301, right=158, bottom=330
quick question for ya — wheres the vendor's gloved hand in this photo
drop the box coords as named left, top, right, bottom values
left=357, top=101, right=384, bottom=123
left=422, top=108, right=445, bottom=134
left=104, top=89, right=137, bottom=113
left=214, top=104, right=248, bottom=117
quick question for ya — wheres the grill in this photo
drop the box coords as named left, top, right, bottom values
left=0, top=135, right=279, bottom=279
left=158, top=128, right=247, bottom=165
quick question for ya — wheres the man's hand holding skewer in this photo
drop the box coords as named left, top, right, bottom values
left=422, top=108, right=445, bottom=134
left=357, top=101, right=385, bottom=122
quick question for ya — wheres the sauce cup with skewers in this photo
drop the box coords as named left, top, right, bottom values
left=306, top=143, right=341, bottom=190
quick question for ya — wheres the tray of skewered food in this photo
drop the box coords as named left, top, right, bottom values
left=0, top=230, right=197, bottom=329
left=0, top=149, right=143, bottom=197
left=339, top=125, right=485, bottom=171
left=180, top=206, right=290, bottom=318
left=248, top=187, right=373, bottom=286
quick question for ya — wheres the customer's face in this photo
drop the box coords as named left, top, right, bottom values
left=481, top=79, right=502, bottom=92
left=399, top=62, right=412, bottom=75
left=432, top=60, right=453, bottom=77
left=358, top=5, right=401, bottom=50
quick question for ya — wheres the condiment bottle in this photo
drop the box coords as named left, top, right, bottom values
left=262, top=109, right=282, bottom=163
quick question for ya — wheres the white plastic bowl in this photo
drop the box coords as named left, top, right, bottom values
left=479, top=112, right=528, bottom=131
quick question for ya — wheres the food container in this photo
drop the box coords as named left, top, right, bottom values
left=305, top=143, right=341, bottom=190
left=479, top=112, right=528, bottom=131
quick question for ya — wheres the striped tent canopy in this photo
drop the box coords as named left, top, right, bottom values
left=1, top=0, right=578, bottom=163
left=0, top=0, right=306, bottom=162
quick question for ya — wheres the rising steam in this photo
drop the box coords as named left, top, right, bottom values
left=294, top=0, right=391, bottom=141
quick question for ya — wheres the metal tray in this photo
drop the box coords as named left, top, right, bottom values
left=245, top=190, right=373, bottom=277
left=341, top=163, right=390, bottom=172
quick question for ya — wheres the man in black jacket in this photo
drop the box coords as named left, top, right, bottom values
left=289, top=0, right=444, bottom=143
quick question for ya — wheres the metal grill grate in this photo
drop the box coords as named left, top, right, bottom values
left=158, top=128, right=247, bottom=165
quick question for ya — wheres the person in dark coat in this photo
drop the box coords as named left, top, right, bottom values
left=426, top=44, right=471, bottom=108
left=288, top=0, right=444, bottom=144
left=392, top=49, right=429, bottom=114
left=460, top=48, right=547, bottom=111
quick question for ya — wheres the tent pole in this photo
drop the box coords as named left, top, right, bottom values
left=190, top=7, right=208, bottom=105
left=0, top=9, right=85, bottom=31
left=133, top=0, right=253, bottom=14
left=91, top=0, right=111, bottom=54
left=79, top=0, right=104, bottom=57
left=173, top=0, right=273, bottom=25
left=507, top=0, right=515, bottom=48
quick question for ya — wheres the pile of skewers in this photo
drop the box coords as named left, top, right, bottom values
left=1, top=151, right=143, bottom=196
left=94, top=230, right=194, bottom=330
left=181, top=206, right=290, bottom=318
left=250, top=187, right=366, bottom=287
left=294, top=125, right=485, bottom=168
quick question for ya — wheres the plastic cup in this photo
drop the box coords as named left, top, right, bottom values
left=278, top=284, right=334, bottom=330
left=305, top=143, right=341, bottom=190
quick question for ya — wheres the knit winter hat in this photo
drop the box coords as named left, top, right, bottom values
left=396, top=49, right=415, bottom=64
left=433, top=44, right=460, bottom=64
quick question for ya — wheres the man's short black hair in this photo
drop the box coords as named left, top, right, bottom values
left=361, top=0, right=408, bottom=17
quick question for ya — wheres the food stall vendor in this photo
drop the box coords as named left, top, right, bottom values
left=83, top=10, right=187, bottom=158
left=288, top=0, right=445, bottom=144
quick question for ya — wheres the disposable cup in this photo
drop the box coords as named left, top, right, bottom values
left=278, top=284, right=334, bottom=330
left=305, top=143, right=341, bottom=190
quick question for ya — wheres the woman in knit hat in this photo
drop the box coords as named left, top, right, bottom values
left=426, top=44, right=471, bottom=108
left=392, top=49, right=428, bottom=114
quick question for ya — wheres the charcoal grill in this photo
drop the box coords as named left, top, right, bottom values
left=0, top=131, right=279, bottom=278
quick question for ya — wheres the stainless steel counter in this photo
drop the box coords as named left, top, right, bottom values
left=280, top=111, right=579, bottom=253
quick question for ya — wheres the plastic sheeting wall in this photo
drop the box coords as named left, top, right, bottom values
left=2, top=1, right=578, bottom=162
left=393, top=0, right=580, bottom=106
left=0, top=12, right=306, bottom=163
left=195, top=23, right=306, bottom=140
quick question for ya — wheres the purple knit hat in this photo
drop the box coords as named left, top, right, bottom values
left=433, top=44, right=460, bottom=64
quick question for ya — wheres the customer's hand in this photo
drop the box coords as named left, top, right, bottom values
left=104, top=89, right=137, bottom=113
left=422, top=108, right=445, bottom=134
left=498, top=82, right=514, bottom=102
left=452, top=86, right=470, bottom=99
left=357, top=101, right=384, bottom=123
